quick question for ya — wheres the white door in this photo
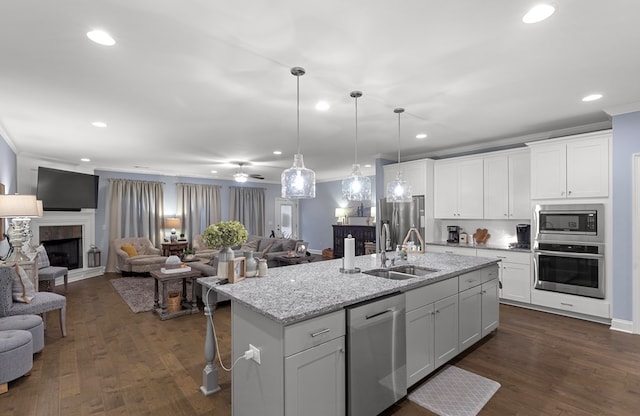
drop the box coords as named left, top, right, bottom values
left=275, top=198, right=299, bottom=239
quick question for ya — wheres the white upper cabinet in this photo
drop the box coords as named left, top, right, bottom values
left=383, top=160, right=428, bottom=196
left=434, top=158, right=484, bottom=219
left=528, top=131, right=610, bottom=199
left=483, top=150, right=531, bottom=220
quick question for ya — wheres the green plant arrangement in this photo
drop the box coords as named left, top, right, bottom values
left=202, top=221, right=248, bottom=249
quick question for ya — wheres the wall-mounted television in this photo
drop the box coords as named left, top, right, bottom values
left=36, top=167, right=99, bottom=211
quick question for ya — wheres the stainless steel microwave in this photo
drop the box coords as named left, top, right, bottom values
left=534, top=204, right=604, bottom=243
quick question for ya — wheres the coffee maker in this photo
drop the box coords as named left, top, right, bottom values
left=447, top=226, right=460, bottom=243
left=515, top=224, right=531, bottom=249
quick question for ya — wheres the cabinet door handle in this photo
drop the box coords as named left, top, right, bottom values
left=504, top=213, right=508, bottom=217
left=497, top=256, right=507, bottom=259
left=568, top=190, right=572, bottom=195
left=310, top=328, right=331, bottom=337
left=560, top=302, right=574, bottom=307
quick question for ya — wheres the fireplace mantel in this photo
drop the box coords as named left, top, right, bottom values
left=30, top=210, right=104, bottom=282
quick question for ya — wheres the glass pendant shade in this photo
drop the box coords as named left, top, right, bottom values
left=386, top=171, right=413, bottom=203
left=282, top=153, right=316, bottom=198
left=342, top=163, right=372, bottom=201
left=341, top=90, right=371, bottom=201
left=281, top=66, right=316, bottom=199
left=386, top=108, right=413, bottom=202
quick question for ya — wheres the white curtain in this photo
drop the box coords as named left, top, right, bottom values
left=105, top=179, right=164, bottom=272
left=176, top=183, right=221, bottom=242
left=230, top=186, right=265, bottom=236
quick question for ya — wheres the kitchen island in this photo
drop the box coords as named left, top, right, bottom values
left=199, top=251, right=499, bottom=416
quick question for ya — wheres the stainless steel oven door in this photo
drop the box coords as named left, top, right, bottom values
left=533, top=249, right=605, bottom=299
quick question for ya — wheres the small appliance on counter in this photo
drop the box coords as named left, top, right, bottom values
left=447, top=226, right=460, bottom=243
left=513, top=224, right=531, bottom=249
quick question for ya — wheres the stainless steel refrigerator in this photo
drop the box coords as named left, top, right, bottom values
left=378, top=195, right=425, bottom=251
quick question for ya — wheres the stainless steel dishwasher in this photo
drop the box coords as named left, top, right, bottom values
left=347, top=292, right=406, bottom=416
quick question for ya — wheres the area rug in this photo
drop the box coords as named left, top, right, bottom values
left=110, top=277, right=191, bottom=313
left=408, top=365, right=501, bottom=416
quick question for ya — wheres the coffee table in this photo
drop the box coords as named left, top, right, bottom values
left=150, top=269, right=201, bottom=320
left=276, top=254, right=323, bottom=266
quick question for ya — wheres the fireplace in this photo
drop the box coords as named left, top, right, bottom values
left=40, top=225, right=83, bottom=270
left=30, top=210, right=103, bottom=282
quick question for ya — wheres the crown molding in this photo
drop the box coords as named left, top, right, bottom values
left=604, top=101, right=640, bottom=116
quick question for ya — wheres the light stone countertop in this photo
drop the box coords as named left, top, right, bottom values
left=426, top=241, right=532, bottom=253
left=199, top=251, right=499, bottom=325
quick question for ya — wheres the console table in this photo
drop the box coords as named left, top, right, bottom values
left=332, top=225, right=376, bottom=258
left=150, top=269, right=201, bottom=320
left=161, top=241, right=188, bottom=257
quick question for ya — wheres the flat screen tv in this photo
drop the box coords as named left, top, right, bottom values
left=36, top=167, right=99, bottom=211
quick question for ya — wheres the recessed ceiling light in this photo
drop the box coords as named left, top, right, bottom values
left=582, top=94, right=603, bottom=102
left=210, top=170, right=218, bottom=174
left=273, top=150, right=282, bottom=155
left=522, top=4, right=555, bottom=24
left=416, top=133, right=428, bottom=139
left=86, top=30, right=116, bottom=46
left=364, top=164, right=372, bottom=168
left=315, top=101, right=330, bottom=111
left=80, top=158, right=91, bottom=162
left=92, top=121, right=107, bottom=128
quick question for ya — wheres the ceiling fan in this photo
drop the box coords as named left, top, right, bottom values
left=234, top=162, right=264, bottom=182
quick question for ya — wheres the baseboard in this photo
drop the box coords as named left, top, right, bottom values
left=56, top=266, right=105, bottom=286
left=610, top=318, right=634, bottom=334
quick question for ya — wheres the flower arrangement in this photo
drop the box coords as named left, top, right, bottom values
left=202, top=221, right=248, bottom=249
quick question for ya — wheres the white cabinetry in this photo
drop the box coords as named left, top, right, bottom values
left=425, top=245, right=476, bottom=256
left=477, top=249, right=532, bottom=304
left=481, top=278, right=499, bottom=336
left=483, top=150, right=530, bottom=219
left=405, top=278, right=458, bottom=388
left=284, top=311, right=346, bottom=416
left=434, top=158, right=484, bottom=219
left=383, top=159, right=428, bottom=196
left=528, top=131, right=610, bottom=199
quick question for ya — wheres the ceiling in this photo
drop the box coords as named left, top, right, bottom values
left=1, top=1, right=639, bottom=184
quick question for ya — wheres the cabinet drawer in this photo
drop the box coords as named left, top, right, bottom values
left=459, top=269, right=483, bottom=291
left=284, top=310, right=345, bottom=356
left=476, top=249, right=531, bottom=264
left=426, top=245, right=477, bottom=256
left=406, top=278, right=458, bottom=312
left=482, top=264, right=499, bottom=283
left=531, top=290, right=611, bottom=318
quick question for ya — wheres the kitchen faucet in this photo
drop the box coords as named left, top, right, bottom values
left=380, top=222, right=393, bottom=268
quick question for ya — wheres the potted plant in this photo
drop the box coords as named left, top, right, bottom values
left=202, top=221, right=248, bottom=279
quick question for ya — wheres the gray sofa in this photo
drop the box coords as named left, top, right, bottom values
left=192, top=234, right=301, bottom=268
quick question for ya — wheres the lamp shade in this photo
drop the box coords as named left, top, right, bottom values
left=165, top=217, right=181, bottom=229
left=0, top=194, right=39, bottom=217
left=335, top=207, right=347, bottom=218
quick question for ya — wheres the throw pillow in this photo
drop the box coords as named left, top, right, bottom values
left=283, top=239, right=298, bottom=251
left=259, top=241, right=274, bottom=258
left=12, top=263, right=36, bottom=303
left=121, top=244, right=138, bottom=257
left=240, top=239, right=259, bottom=252
left=36, top=244, right=50, bottom=269
left=270, top=242, right=283, bottom=253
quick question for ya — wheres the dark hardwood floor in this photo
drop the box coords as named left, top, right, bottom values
left=1, top=273, right=639, bottom=415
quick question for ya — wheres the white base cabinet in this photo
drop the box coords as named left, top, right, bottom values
left=458, top=266, right=499, bottom=353
left=434, top=295, right=460, bottom=368
left=477, top=249, right=532, bottom=304
left=481, top=279, right=499, bottom=336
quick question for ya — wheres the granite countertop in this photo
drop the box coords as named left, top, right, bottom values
left=198, top=251, right=498, bottom=325
left=426, top=241, right=531, bottom=253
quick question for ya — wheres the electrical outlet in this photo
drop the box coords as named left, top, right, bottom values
left=249, top=344, right=261, bottom=364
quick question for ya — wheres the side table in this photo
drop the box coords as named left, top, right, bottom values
left=150, top=269, right=201, bottom=320
left=161, top=241, right=189, bottom=257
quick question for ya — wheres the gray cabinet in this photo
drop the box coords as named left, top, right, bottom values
left=434, top=294, right=459, bottom=368
left=285, top=336, right=345, bottom=416
left=481, top=279, right=499, bottom=336
left=458, top=266, right=499, bottom=352
left=405, top=277, right=457, bottom=387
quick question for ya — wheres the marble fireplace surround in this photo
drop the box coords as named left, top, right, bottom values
left=30, top=210, right=104, bottom=283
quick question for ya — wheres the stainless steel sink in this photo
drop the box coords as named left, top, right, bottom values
left=363, top=265, right=440, bottom=280
left=389, top=265, right=440, bottom=276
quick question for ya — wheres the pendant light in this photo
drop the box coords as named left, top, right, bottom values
left=386, top=108, right=413, bottom=202
left=281, top=67, right=316, bottom=199
left=341, top=91, right=371, bottom=201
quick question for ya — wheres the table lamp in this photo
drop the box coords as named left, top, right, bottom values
left=0, top=194, right=40, bottom=262
left=165, top=217, right=181, bottom=242
left=335, top=208, right=347, bottom=225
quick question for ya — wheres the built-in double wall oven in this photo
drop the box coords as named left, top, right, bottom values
left=533, top=204, right=605, bottom=299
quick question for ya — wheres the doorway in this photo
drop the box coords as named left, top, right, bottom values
left=274, top=198, right=299, bottom=239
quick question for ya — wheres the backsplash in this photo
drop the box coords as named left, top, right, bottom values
left=432, top=219, right=531, bottom=248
